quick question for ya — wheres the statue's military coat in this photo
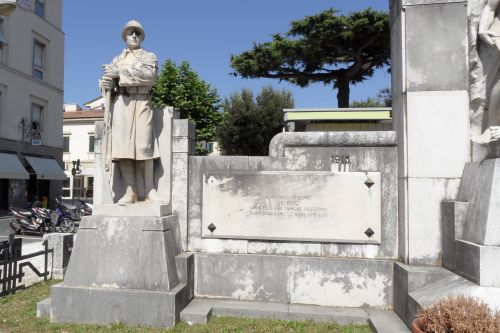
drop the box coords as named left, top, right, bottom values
left=105, top=48, right=160, bottom=160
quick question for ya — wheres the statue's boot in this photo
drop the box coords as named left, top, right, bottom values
left=118, top=160, right=136, bottom=205
left=144, top=159, right=164, bottom=203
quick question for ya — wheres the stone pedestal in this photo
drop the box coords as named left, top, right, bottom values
left=93, top=203, right=171, bottom=218
left=440, top=159, right=500, bottom=287
left=48, top=213, right=191, bottom=328
left=458, top=159, right=500, bottom=246
left=454, top=239, right=500, bottom=288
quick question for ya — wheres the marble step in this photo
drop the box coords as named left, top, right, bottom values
left=181, top=298, right=409, bottom=332
left=393, top=262, right=456, bottom=327
left=408, top=273, right=500, bottom=320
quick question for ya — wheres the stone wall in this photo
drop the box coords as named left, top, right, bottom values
left=182, top=131, right=398, bottom=308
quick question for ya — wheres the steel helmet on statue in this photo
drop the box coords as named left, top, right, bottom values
left=121, top=20, right=145, bottom=42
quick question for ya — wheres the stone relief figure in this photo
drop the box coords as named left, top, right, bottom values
left=100, top=20, right=162, bottom=204
left=473, top=0, right=500, bottom=143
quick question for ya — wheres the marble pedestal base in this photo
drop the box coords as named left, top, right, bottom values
left=51, top=283, right=190, bottom=327
left=442, top=159, right=500, bottom=287
left=458, top=159, right=500, bottom=246
left=48, top=214, right=192, bottom=328
left=93, top=202, right=171, bottom=217
left=454, top=239, right=500, bottom=288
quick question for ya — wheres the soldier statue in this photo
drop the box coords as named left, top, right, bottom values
left=100, top=20, right=162, bottom=204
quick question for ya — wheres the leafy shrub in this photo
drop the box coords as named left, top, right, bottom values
left=416, top=294, right=500, bottom=333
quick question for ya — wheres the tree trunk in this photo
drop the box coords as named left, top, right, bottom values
left=336, top=75, right=350, bottom=108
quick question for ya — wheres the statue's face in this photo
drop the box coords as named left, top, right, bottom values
left=125, top=29, right=142, bottom=50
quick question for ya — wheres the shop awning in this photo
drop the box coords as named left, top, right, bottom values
left=25, top=156, right=67, bottom=180
left=0, top=153, right=29, bottom=179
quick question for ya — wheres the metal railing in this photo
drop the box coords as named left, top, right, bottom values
left=0, top=234, right=53, bottom=297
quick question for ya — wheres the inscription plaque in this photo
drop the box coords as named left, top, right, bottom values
left=202, top=171, right=381, bottom=243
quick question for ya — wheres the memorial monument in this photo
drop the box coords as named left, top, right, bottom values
left=45, top=21, right=193, bottom=328
left=41, top=17, right=399, bottom=330
left=37, top=3, right=500, bottom=331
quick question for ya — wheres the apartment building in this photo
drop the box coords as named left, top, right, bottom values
left=62, top=102, right=103, bottom=201
left=0, top=0, right=65, bottom=209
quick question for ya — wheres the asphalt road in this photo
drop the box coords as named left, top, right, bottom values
left=0, top=216, right=43, bottom=244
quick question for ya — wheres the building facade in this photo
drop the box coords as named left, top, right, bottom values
left=0, top=0, right=65, bottom=209
left=62, top=104, right=103, bottom=202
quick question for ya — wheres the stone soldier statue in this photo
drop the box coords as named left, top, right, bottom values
left=100, top=20, right=162, bottom=204
left=475, top=0, right=500, bottom=143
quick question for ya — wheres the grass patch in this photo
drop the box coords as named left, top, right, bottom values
left=0, top=280, right=371, bottom=332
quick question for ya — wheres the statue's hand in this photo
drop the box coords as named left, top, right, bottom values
left=490, top=126, right=500, bottom=141
left=479, top=31, right=497, bottom=46
left=101, top=77, right=115, bottom=91
left=103, top=64, right=119, bottom=79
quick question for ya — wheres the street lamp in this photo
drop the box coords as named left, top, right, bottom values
left=71, top=159, right=81, bottom=203
left=0, top=0, right=17, bottom=16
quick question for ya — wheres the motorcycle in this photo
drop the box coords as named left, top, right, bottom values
left=76, top=199, right=92, bottom=218
left=53, top=198, right=79, bottom=233
left=9, top=201, right=53, bottom=235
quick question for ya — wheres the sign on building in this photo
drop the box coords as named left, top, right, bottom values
left=31, top=129, right=41, bottom=145
left=16, top=0, right=33, bottom=10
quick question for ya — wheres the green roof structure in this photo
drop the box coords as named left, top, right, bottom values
left=284, top=108, right=392, bottom=121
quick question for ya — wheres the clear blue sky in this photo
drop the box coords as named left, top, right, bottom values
left=63, top=0, right=390, bottom=108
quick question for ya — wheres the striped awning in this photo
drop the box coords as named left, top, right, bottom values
left=25, top=156, right=66, bottom=180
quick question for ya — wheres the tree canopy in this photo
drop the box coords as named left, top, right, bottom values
left=151, top=60, right=222, bottom=155
left=230, top=8, right=390, bottom=108
left=350, top=88, right=391, bottom=107
left=218, top=86, right=294, bottom=156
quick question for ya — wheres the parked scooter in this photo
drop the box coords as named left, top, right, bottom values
left=53, top=198, right=79, bottom=233
left=75, top=199, right=92, bottom=218
left=9, top=201, right=53, bottom=235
